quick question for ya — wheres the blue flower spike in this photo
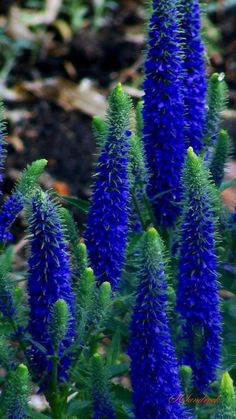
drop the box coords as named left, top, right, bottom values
left=85, top=83, right=131, bottom=289
left=142, top=0, right=185, bottom=226
left=129, top=227, right=191, bottom=418
left=176, top=147, right=222, bottom=392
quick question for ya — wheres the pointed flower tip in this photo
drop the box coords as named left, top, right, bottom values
left=187, top=146, right=194, bottom=156
left=181, top=365, right=192, bottom=374
left=83, top=267, right=95, bottom=284
left=17, top=363, right=29, bottom=379
left=55, top=298, right=67, bottom=310
left=187, top=146, right=199, bottom=163
left=219, top=129, right=228, bottom=139
left=18, top=363, right=28, bottom=371
left=180, top=365, right=192, bottom=388
left=116, top=82, right=123, bottom=91
left=39, top=158, right=48, bottom=166
left=147, top=226, right=158, bottom=237
left=146, top=228, right=162, bottom=253
left=100, top=281, right=111, bottom=291
left=221, top=372, right=234, bottom=397
left=30, top=159, right=48, bottom=174
left=212, top=72, right=225, bottom=83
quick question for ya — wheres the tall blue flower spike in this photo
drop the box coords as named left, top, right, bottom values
left=129, top=228, right=192, bottom=418
left=27, top=190, right=75, bottom=386
left=180, top=0, right=207, bottom=153
left=85, top=84, right=131, bottom=289
left=176, top=147, right=222, bottom=392
left=142, top=0, right=185, bottom=226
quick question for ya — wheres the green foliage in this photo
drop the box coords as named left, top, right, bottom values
left=204, top=73, right=228, bottom=146
left=59, top=207, right=79, bottom=248
left=184, top=146, right=216, bottom=209
left=210, top=129, right=232, bottom=187
left=16, top=159, right=48, bottom=197
left=107, top=83, right=131, bottom=140
left=0, top=335, right=13, bottom=370
left=76, top=242, right=89, bottom=276
left=130, top=133, right=146, bottom=188
left=59, top=208, right=90, bottom=284
left=59, top=195, right=90, bottom=214
left=91, top=353, right=115, bottom=418
left=213, top=372, right=236, bottom=418
left=99, top=281, right=112, bottom=313
left=78, top=267, right=96, bottom=313
left=92, top=116, right=107, bottom=148
left=1, top=364, right=30, bottom=419
left=0, top=248, right=15, bottom=317
left=135, top=101, right=143, bottom=140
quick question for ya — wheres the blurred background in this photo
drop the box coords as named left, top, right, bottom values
left=0, top=0, right=236, bottom=225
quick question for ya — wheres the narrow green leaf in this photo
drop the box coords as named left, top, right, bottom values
left=107, top=363, right=129, bottom=378
left=107, top=327, right=121, bottom=365
left=58, top=195, right=90, bottom=213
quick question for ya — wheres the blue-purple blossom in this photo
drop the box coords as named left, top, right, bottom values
left=0, top=159, right=47, bottom=245
left=180, top=0, right=207, bottom=153
left=142, top=0, right=185, bottom=226
left=176, top=147, right=222, bottom=392
left=85, top=84, right=131, bottom=289
left=27, top=191, right=75, bottom=385
left=0, top=191, right=24, bottom=243
left=129, top=228, right=191, bottom=418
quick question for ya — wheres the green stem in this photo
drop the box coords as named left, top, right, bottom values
left=131, top=187, right=146, bottom=230
left=48, top=354, right=64, bottom=419
left=141, top=189, right=157, bottom=229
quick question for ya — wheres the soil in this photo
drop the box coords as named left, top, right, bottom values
left=3, top=0, right=144, bottom=202
left=1, top=0, right=236, bottom=223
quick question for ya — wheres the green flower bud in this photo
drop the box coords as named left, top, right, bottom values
left=204, top=73, right=227, bottom=146
left=49, top=299, right=69, bottom=351
left=210, top=129, right=232, bottom=186
left=179, top=365, right=192, bottom=393
left=213, top=372, right=236, bottom=418
left=76, top=242, right=88, bottom=276
left=99, top=281, right=112, bottom=310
